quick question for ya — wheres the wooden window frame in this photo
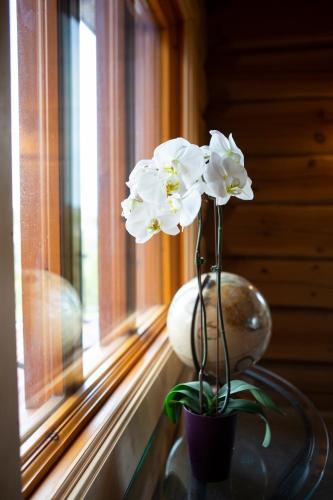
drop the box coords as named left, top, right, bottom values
left=22, top=306, right=168, bottom=496
left=17, top=0, right=64, bottom=410
left=96, top=0, right=127, bottom=339
left=34, top=2, right=203, bottom=496
left=18, top=0, right=184, bottom=496
left=4, top=0, right=204, bottom=497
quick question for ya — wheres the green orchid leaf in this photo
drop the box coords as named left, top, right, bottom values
left=163, top=380, right=216, bottom=422
left=170, top=381, right=214, bottom=398
left=167, top=397, right=201, bottom=423
left=250, top=388, right=285, bottom=416
left=222, top=398, right=272, bottom=447
left=174, top=397, right=201, bottom=414
left=163, top=381, right=214, bottom=418
left=164, top=388, right=202, bottom=420
left=218, top=380, right=284, bottom=415
left=165, top=400, right=182, bottom=423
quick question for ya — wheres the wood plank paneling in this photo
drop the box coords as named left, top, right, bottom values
left=208, top=48, right=333, bottom=102
left=205, top=0, right=333, bottom=409
left=207, top=99, right=333, bottom=156
left=207, top=0, right=333, bottom=51
left=265, top=309, right=333, bottom=363
left=223, top=259, right=333, bottom=309
left=223, top=205, right=333, bottom=258
left=245, top=156, right=333, bottom=203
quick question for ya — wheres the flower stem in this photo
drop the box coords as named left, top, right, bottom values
left=190, top=274, right=210, bottom=375
left=215, top=204, right=231, bottom=413
left=213, top=202, right=219, bottom=414
left=195, top=209, right=208, bottom=414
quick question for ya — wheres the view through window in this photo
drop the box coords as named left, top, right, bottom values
left=10, top=0, right=164, bottom=439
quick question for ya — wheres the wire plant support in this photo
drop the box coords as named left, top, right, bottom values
left=192, top=201, right=231, bottom=415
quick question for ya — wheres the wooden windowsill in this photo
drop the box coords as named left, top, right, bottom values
left=30, top=329, right=185, bottom=499
left=21, top=306, right=173, bottom=497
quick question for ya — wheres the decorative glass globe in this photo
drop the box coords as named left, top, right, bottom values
left=167, top=272, right=272, bottom=376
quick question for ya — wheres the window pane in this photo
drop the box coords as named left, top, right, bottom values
left=79, top=5, right=99, bottom=355
left=10, top=0, right=165, bottom=437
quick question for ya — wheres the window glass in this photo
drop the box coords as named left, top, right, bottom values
left=10, top=0, right=164, bottom=437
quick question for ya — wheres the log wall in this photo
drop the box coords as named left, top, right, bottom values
left=204, top=0, right=333, bottom=409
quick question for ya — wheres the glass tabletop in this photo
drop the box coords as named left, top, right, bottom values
left=125, top=365, right=329, bottom=500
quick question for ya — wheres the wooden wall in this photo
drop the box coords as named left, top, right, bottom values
left=204, top=0, right=333, bottom=409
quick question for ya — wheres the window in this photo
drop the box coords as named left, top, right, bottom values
left=9, top=0, right=184, bottom=494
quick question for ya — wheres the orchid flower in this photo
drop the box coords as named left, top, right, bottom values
left=207, top=130, right=244, bottom=165
left=167, top=183, right=203, bottom=228
left=203, top=131, right=253, bottom=205
left=153, top=138, right=205, bottom=190
left=121, top=192, right=144, bottom=220
left=125, top=199, right=180, bottom=243
left=127, top=140, right=205, bottom=207
left=121, top=132, right=254, bottom=241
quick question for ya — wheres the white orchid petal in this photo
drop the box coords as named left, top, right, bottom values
left=136, top=233, right=154, bottom=244
left=204, top=166, right=221, bottom=184
left=203, top=182, right=218, bottom=198
left=128, top=159, right=155, bottom=186
left=204, top=155, right=228, bottom=198
left=160, top=212, right=180, bottom=228
left=153, top=137, right=190, bottom=165
left=177, top=144, right=205, bottom=186
left=209, top=129, right=229, bottom=154
left=201, top=145, right=211, bottom=160
left=237, top=178, right=254, bottom=200
left=126, top=219, right=149, bottom=241
left=204, top=152, right=226, bottom=183
left=222, top=158, right=248, bottom=187
left=135, top=172, right=166, bottom=205
left=228, top=133, right=244, bottom=165
left=216, top=194, right=231, bottom=205
left=179, top=189, right=201, bottom=227
left=121, top=195, right=146, bottom=220
left=163, top=226, right=180, bottom=236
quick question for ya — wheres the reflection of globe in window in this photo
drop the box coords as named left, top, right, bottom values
left=22, top=269, right=82, bottom=367
left=167, top=272, right=272, bottom=376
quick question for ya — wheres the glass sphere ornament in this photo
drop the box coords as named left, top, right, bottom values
left=167, top=272, right=272, bottom=377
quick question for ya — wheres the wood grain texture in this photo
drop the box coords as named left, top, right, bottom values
left=31, top=335, right=184, bottom=500
left=264, top=309, right=333, bottom=363
left=206, top=99, right=333, bottom=156
left=245, top=156, right=333, bottom=203
left=134, top=5, right=163, bottom=311
left=17, top=0, right=63, bottom=407
left=96, top=0, right=127, bottom=338
left=207, top=47, right=333, bottom=102
left=223, top=258, right=333, bottom=309
left=206, top=0, right=333, bottom=51
left=223, top=204, right=333, bottom=258
left=205, top=0, right=333, bottom=410
left=22, top=309, right=167, bottom=496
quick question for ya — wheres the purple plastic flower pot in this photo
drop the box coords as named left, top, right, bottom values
left=184, top=407, right=238, bottom=483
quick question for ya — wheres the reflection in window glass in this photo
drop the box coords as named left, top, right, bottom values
left=10, top=0, right=164, bottom=437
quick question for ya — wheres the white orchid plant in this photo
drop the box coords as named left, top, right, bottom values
left=121, top=130, right=253, bottom=243
left=122, top=131, right=282, bottom=446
